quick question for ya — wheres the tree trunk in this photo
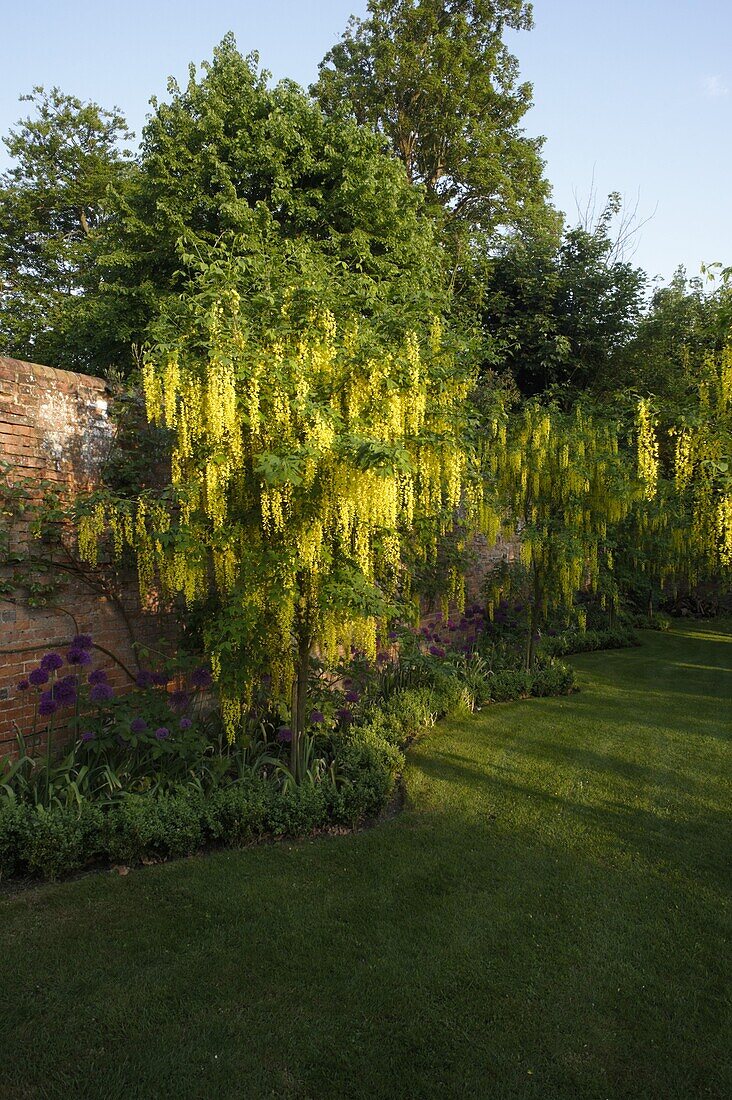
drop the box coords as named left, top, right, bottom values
left=290, top=623, right=311, bottom=780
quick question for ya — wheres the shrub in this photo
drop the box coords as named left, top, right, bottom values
left=542, top=627, right=639, bottom=657
left=23, top=803, right=103, bottom=880
left=530, top=665, right=576, bottom=697
left=486, top=670, right=533, bottom=702
left=0, top=802, right=30, bottom=880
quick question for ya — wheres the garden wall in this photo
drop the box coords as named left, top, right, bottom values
left=0, top=357, right=165, bottom=754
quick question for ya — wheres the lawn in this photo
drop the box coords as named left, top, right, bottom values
left=1, top=623, right=730, bottom=1099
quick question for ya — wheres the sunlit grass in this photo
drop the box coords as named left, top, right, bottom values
left=1, top=622, right=730, bottom=1099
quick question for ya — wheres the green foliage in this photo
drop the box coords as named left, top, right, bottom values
left=483, top=400, right=639, bottom=668
left=542, top=626, right=640, bottom=657
left=312, top=0, right=554, bottom=246
left=480, top=197, right=647, bottom=396
left=0, top=638, right=583, bottom=881
left=613, top=267, right=732, bottom=405
left=92, top=34, right=446, bottom=372
left=0, top=86, right=133, bottom=372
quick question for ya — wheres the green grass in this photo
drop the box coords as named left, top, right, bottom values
left=1, top=623, right=730, bottom=1099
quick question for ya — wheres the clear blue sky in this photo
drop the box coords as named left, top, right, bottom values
left=2, top=0, right=730, bottom=284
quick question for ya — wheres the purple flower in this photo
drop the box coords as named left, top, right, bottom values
left=130, top=717, right=147, bottom=734
left=38, top=693, right=58, bottom=716
left=28, top=667, right=49, bottom=687
left=336, top=707, right=352, bottom=724
left=309, top=709, right=324, bottom=725
left=277, top=726, right=293, bottom=743
left=88, top=667, right=108, bottom=685
left=90, top=683, right=114, bottom=704
left=40, top=652, right=64, bottom=672
left=16, top=678, right=30, bottom=692
left=429, top=645, right=446, bottom=658
left=67, top=647, right=92, bottom=666
left=53, top=675, right=78, bottom=706
left=168, top=690, right=190, bottom=712
left=191, top=665, right=212, bottom=689
left=388, top=631, right=398, bottom=641
left=71, top=634, right=93, bottom=648
left=151, top=671, right=171, bottom=687
left=345, top=690, right=360, bottom=704
left=80, top=731, right=95, bottom=743
left=179, top=717, right=193, bottom=730
left=155, top=727, right=170, bottom=740
left=135, top=669, right=154, bottom=689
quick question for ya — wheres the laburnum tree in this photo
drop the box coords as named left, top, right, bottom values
left=621, top=346, right=732, bottom=607
left=311, top=0, right=554, bottom=247
left=77, top=222, right=479, bottom=770
left=482, top=400, right=639, bottom=668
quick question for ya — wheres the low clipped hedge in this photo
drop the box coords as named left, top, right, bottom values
left=0, top=669, right=575, bottom=883
left=541, top=626, right=640, bottom=658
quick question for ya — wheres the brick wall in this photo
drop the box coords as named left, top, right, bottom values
left=0, top=357, right=167, bottom=756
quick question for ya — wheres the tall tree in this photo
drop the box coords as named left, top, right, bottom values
left=480, top=195, right=647, bottom=397
left=311, top=0, right=554, bottom=245
left=91, top=34, right=446, bottom=373
left=0, top=87, right=133, bottom=371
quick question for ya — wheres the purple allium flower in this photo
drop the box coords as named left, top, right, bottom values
left=53, top=675, right=78, bottom=706
left=336, top=707, right=352, bottom=724
left=71, top=634, right=93, bottom=649
left=80, top=731, right=95, bottom=743
left=191, top=665, right=213, bottom=690
left=151, top=670, right=171, bottom=687
left=429, top=645, right=446, bottom=658
left=40, top=652, right=64, bottom=672
left=155, top=727, right=170, bottom=740
left=88, top=667, right=108, bottom=685
left=90, top=682, right=114, bottom=704
left=28, top=667, right=49, bottom=687
left=420, top=626, right=430, bottom=636
left=135, top=669, right=154, bottom=688
left=388, top=631, right=398, bottom=641
left=38, top=693, right=58, bottom=716
left=277, top=726, right=293, bottom=743
left=67, top=647, right=92, bottom=666
left=345, top=690, right=360, bottom=704
left=130, top=717, right=147, bottom=734
left=16, top=678, right=30, bottom=692
left=168, top=690, right=190, bottom=712
left=179, top=717, right=193, bottom=730
left=309, top=709, right=324, bottom=725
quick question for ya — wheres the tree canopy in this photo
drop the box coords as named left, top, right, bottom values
left=0, top=86, right=133, bottom=370
left=312, top=0, right=554, bottom=245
